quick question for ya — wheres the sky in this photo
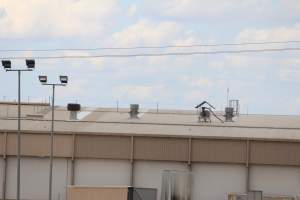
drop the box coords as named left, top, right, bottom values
left=0, top=0, right=300, bottom=115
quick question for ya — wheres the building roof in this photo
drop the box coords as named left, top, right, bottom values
left=0, top=101, right=300, bottom=141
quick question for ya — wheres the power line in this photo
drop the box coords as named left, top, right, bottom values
left=1, top=40, right=300, bottom=52
left=1, top=47, right=300, bottom=60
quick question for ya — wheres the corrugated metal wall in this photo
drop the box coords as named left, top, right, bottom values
left=74, top=159, right=131, bottom=187
left=192, top=164, right=247, bottom=200
left=133, top=161, right=188, bottom=200
left=0, top=132, right=300, bottom=200
left=250, top=165, right=300, bottom=197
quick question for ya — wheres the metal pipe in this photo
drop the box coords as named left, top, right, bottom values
left=130, top=136, right=134, bottom=186
left=49, top=85, right=55, bottom=200
left=17, top=70, right=21, bottom=200
left=2, top=132, right=7, bottom=200
left=246, top=139, right=250, bottom=192
left=2, top=157, right=7, bottom=200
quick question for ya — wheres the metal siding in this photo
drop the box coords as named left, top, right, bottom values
left=133, top=161, right=189, bottom=200
left=250, top=141, right=300, bottom=165
left=6, top=157, right=69, bottom=200
left=192, top=164, right=247, bottom=200
left=75, top=135, right=131, bottom=159
left=0, top=158, right=3, bottom=197
left=134, top=137, right=189, bottom=161
left=68, top=186, right=128, bottom=200
left=74, top=158, right=131, bottom=186
left=192, top=139, right=246, bottom=163
left=6, top=133, right=72, bottom=157
left=0, top=133, right=4, bottom=155
left=250, top=165, right=300, bottom=197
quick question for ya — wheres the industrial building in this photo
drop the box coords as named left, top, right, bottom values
left=0, top=101, right=300, bottom=200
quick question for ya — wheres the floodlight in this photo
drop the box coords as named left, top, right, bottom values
left=26, top=59, right=35, bottom=69
left=59, top=75, right=68, bottom=84
left=39, top=75, right=47, bottom=83
left=2, top=60, right=11, bottom=69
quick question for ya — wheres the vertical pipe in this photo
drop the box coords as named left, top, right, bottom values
left=16, top=70, right=21, bottom=200
left=246, top=139, right=250, bottom=192
left=70, top=134, right=76, bottom=185
left=49, top=85, right=55, bottom=200
left=130, top=136, right=134, bottom=186
left=2, top=132, right=7, bottom=200
left=188, top=138, right=192, bottom=171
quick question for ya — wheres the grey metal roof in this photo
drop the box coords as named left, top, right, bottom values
left=0, top=102, right=300, bottom=140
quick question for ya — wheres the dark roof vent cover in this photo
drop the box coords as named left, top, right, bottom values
left=67, top=103, right=81, bottom=111
left=130, top=104, right=139, bottom=118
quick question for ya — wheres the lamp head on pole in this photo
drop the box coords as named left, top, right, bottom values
left=26, top=59, right=35, bottom=69
left=39, top=75, right=47, bottom=83
left=59, top=75, right=68, bottom=84
left=2, top=60, right=11, bottom=69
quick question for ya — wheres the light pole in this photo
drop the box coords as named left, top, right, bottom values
left=1, top=59, right=35, bottom=200
left=38, top=75, right=68, bottom=200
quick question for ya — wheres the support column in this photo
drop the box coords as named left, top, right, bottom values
left=2, top=132, right=7, bottom=200
left=188, top=138, right=192, bottom=172
left=246, top=139, right=250, bottom=192
left=70, top=134, right=76, bottom=185
left=130, top=136, right=134, bottom=186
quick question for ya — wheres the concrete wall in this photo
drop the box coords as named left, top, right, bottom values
left=192, top=164, right=247, bottom=200
left=74, top=159, right=131, bottom=187
left=133, top=161, right=189, bottom=200
left=6, top=157, right=70, bottom=200
left=250, top=165, right=300, bottom=197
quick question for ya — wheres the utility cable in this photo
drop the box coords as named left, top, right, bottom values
left=1, top=47, right=300, bottom=60
left=0, top=40, right=300, bottom=52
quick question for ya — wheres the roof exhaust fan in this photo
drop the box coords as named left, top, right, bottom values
left=67, top=103, right=81, bottom=120
left=129, top=104, right=139, bottom=119
left=224, top=100, right=239, bottom=122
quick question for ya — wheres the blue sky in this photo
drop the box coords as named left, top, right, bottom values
left=0, top=0, right=300, bottom=114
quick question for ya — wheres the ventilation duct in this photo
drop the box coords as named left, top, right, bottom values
left=225, top=107, right=234, bottom=122
left=67, top=103, right=81, bottom=120
left=129, top=104, right=139, bottom=118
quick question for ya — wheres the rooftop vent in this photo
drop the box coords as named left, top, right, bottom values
left=129, top=104, right=139, bottom=118
left=224, top=107, right=234, bottom=122
left=67, top=103, right=81, bottom=120
left=224, top=99, right=239, bottom=122
left=195, top=101, right=224, bottom=123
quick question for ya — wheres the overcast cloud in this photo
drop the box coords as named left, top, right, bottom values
left=0, top=0, right=300, bottom=114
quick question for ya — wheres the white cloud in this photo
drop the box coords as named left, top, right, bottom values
left=180, top=75, right=213, bottom=88
left=0, top=0, right=120, bottom=38
left=236, top=23, right=300, bottom=42
left=183, top=90, right=210, bottom=103
left=141, top=0, right=300, bottom=21
left=278, top=59, right=300, bottom=82
left=112, top=84, right=171, bottom=101
left=56, top=78, right=89, bottom=99
left=127, top=4, right=137, bottom=17
left=112, top=19, right=182, bottom=46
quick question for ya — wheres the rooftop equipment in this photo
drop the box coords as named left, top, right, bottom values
left=225, top=107, right=234, bottom=122
left=229, top=99, right=240, bottom=116
left=130, top=104, right=139, bottom=118
left=67, top=103, right=81, bottom=120
left=224, top=99, right=240, bottom=122
left=195, top=101, right=224, bottom=123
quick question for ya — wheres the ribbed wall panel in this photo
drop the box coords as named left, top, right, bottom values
left=6, top=133, right=72, bottom=157
left=75, top=135, right=131, bottom=159
left=250, top=141, right=300, bottom=165
left=134, top=137, right=188, bottom=161
left=192, top=139, right=246, bottom=163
